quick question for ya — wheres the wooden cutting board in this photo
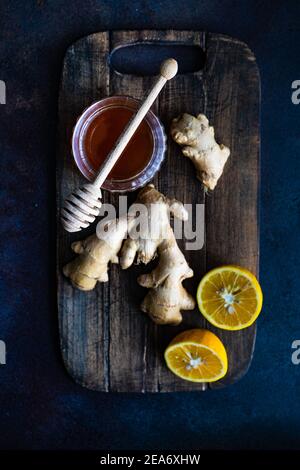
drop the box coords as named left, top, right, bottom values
left=57, top=30, right=260, bottom=392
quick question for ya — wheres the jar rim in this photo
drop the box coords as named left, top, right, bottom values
left=72, top=96, right=166, bottom=193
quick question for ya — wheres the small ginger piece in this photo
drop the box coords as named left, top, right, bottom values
left=120, top=185, right=195, bottom=325
left=63, top=216, right=128, bottom=291
left=171, top=113, right=230, bottom=190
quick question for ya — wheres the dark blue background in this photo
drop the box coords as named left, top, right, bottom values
left=0, top=0, right=300, bottom=450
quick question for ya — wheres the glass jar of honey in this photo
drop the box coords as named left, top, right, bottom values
left=72, top=96, right=166, bottom=192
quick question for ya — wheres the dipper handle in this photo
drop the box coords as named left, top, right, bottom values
left=93, top=58, right=178, bottom=187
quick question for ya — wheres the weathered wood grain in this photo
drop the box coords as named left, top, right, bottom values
left=57, top=32, right=111, bottom=390
left=57, top=31, right=260, bottom=392
left=203, top=35, right=260, bottom=389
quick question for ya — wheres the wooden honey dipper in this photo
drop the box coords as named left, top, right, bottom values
left=61, top=58, right=178, bottom=232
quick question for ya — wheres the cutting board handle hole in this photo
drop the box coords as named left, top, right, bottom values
left=110, top=43, right=205, bottom=76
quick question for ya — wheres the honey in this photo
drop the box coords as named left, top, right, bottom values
left=84, top=107, right=153, bottom=180
left=73, top=96, right=166, bottom=192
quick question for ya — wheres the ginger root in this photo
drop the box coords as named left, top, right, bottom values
left=120, top=185, right=195, bottom=325
left=63, top=216, right=129, bottom=291
left=63, top=184, right=195, bottom=325
left=171, top=113, right=230, bottom=190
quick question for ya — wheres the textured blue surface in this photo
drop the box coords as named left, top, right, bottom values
left=0, top=0, right=300, bottom=450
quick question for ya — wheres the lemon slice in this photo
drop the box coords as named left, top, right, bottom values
left=197, top=265, right=263, bottom=331
left=164, top=329, right=228, bottom=382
